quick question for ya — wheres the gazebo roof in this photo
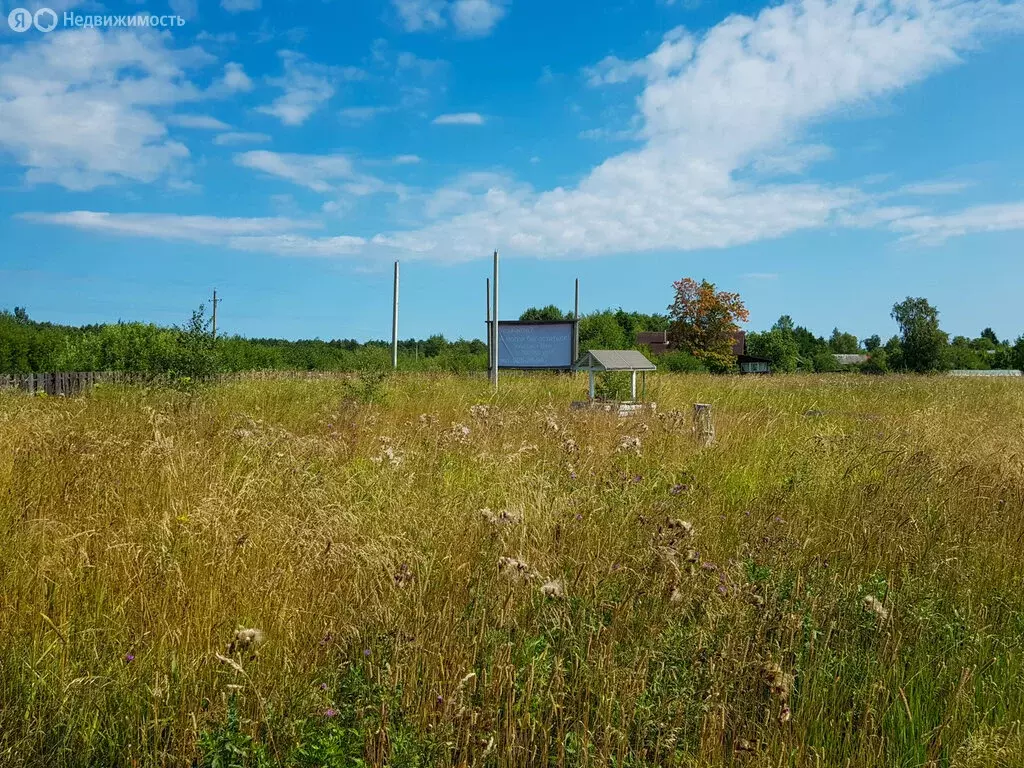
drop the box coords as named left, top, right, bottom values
left=574, top=350, right=657, bottom=372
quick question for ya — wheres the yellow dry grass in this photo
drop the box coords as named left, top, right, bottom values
left=0, top=373, right=1022, bottom=767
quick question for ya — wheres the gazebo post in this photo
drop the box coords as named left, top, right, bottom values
left=630, top=370, right=636, bottom=401
left=642, top=370, right=646, bottom=401
left=589, top=368, right=595, bottom=400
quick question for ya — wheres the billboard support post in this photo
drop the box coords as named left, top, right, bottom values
left=491, top=250, right=499, bottom=391
left=486, top=277, right=492, bottom=372
left=392, top=261, right=399, bottom=370
left=573, top=278, right=580, bottom=365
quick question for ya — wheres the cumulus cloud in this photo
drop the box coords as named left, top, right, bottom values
left=220, top=62, right=254, bottom=92
left=0, top=27, right=214, bottom=190
left=392, top=0, right=508, bottom=37
left=432, top=112, right=485, bottom=125
left=17, top=0, right=1024, bottom=261
left=256, top=51, right=362, bottom=126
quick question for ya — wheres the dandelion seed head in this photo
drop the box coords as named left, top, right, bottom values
left=540, top=580, right=564, bottom=600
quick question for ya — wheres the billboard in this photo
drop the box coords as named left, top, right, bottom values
left=494, top=321, right=576, bottom=369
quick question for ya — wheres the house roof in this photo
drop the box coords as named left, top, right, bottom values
left=575, top=350, right=657, bottom=372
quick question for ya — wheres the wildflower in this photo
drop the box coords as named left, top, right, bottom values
left=394, top=563, right=414, bottom=588
left=450, top=423, right=471, bottom=441
left=497, top=556, right=536, bottom=582
left=666, top=518, right=694, bottom=537
left=324, top=708, right=338, bottom=718
left=124, top=652, right=135, bottom=664
left=470, top=404, right=491, bottom=419
left=319, top=682, right=328, bottom=691
left=763, top=663, right=794, bottom=701
left=540, top=580, right=564, bottom=600
left=779, top=704, right=792, bottom=724
left=669, top=483, right=688, bottom=495
left=862, top=595, right=889, bottom=621
left=228, top=628, right=264, bottom=655
left=363, top=648, right=372, bottom=658
left=617, top=435, right=642, bottom=455
left=480, top=507, right=522, bottom=526
left=562, top=438, right=579, bottom=454
left=717, top=584, right=728, bottom=596
left=701, top=561, right=717, bottom=572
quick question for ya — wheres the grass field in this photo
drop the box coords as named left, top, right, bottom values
left=1, top=373, right=1022, bottom=767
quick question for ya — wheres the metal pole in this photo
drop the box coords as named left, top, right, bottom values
left=211, top=289, right=218, bottom=340
left=486, top=277, right=492, bottom=373
left=491, top=250, right=499, bottom=390
left=573, top=278, right=580, bottom=363
left=392, top=261, right=399, bottom=370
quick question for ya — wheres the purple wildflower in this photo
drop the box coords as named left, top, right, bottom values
left=124, top=653, right=135, bottom=664
left=669, top=484, right=688, bottom=495
left=363, top=648, right=371, bottom=658
left=701, top=562, right=718, bottom=572
left=324, top=708, right=338, bottom=718
left=319, top=682, right=328, bottom=691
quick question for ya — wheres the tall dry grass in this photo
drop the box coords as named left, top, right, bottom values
left=0, top=373, right=1022, bottom=767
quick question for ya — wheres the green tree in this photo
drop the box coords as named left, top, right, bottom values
left=747, top=319, right=799, bottom=373
left=519, top=305, right=571, bottom=322
left=828, top=328, right=860, bottom=354
left=863, top=334, right=882, bottom=352
left=980, top=327, right=999, bottom=345
left=891, top=297, right=949, bottom=373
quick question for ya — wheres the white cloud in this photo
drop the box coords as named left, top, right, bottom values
left=222, top=0, right=261, bottom=12
left=256, top=51, right=359, bottom=126
left=392, top=0, right=508, bottom=37
left=339, top=105, right=394, bottom=123
left=888, top=202, right=1024, bottom=244
left=17, top=211, right=320, bottom=243
left=393, top=154, right=422, bottom=164
left=220, top=62, right=253, bottom=92
left=0, top=27, right=213, bottom=190
left=584, top=26, right=694, bottom=86
left=213, top=132, right=272, bottom=146
left=432, top=112, right=485, bottom=125
left=898, top=180, right=973, bottom=196
left=233, top=150, right=390, bottom=196
left=169, top=114, right=231, bottom=130
left=450, top=0, right=508, bottom=37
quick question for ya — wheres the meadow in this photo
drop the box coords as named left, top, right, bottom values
left=0, top=373, right=1022, bottom=767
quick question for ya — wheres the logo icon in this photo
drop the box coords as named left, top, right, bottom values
left=7, top=8, right=32, bottom=32
left=34, top=7, right=58, bottom=32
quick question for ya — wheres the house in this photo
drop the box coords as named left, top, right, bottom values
left=636, top=330, right=769, bottom=373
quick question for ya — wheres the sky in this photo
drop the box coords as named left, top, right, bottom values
left=1, top=0, right=1023, bottom=343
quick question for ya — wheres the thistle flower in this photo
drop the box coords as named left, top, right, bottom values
left=481, top=507, right=522, bottom=526
left=497, top=556, right=536, bottom=581
left=779, top=704, right=792, bottom=724
left=862, top=595, right=890, bottom=621
left=763, top=663, right=794, bottom=701
left=617, top=436, right=642, bottom=455
left=540, top=580, right=564, bottom=600
left=228, top=628, right=264, bottom=655
left=324, top=708, right=338, bottom=718
left=470, top=404, right=491, bottom=419
left=394, top=562, right=414, bottom=588
left=124, top=652, right=135, bottom=664
left=562, top=438, right=579, bottom=454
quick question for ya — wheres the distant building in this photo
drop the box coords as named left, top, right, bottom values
left=834, top=354, right=870, bottom=366
left=636, top=329, right=769, bottom=373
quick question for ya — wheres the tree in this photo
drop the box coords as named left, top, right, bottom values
left=519, top=305, right=571, bottom=322
left=13, top=307, right=29, bottom=323
left=981, top=327, right=1000, bottom=345
left=891, top=297, right=948, bottom=373
left=863, top=335, right=882, bottom=352
left=883, top=335, right=905, bottom=371
left=747, top=327, right=799, bottom=372
left=828, top=328, right=860, bottom=354
left=862, top=347, right=889, bottom=374
left=667, top=278, right=749, bottom=372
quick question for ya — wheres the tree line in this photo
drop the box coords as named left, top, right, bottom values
left=4, top=281, right=1023, bottom=377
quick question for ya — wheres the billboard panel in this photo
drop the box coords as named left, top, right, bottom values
left=495, top=322, right=575, bottom=369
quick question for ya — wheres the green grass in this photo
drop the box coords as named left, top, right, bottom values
left=0, top=372, right=1022, bottom=766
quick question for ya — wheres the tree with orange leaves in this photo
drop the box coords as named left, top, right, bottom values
left=667, top=278, right=749, bottom=372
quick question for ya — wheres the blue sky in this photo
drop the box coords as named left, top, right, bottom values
left=1, top=0, right=1023, bottom=343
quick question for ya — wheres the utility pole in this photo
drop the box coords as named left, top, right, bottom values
left=392, top=262, right=399, bottom=370
left=491, top=250, right=499, bottom=390
left=573, top=278, right=580, bottom=364
left=486, top=277, right=491, bottom=372
left=211, top=289, right=219, bottom=340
